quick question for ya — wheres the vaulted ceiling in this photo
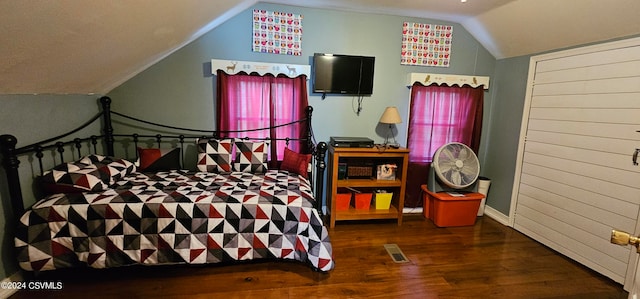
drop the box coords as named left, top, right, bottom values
left=2, top=0, right=639, bottom=95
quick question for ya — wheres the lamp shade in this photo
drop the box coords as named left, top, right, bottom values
left=379, top=106, right=402, bottom=124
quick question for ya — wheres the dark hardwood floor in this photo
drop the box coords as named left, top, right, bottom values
left=10, top=215, right=628, bottom=299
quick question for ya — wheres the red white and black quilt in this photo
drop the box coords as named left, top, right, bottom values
left=15, top=170, right=334, bottom=272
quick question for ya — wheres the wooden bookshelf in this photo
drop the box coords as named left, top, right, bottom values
left=326, top=145, right=409, bottom=228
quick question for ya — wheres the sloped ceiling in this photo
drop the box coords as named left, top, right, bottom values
left=2, top=0, right=639, bottom=95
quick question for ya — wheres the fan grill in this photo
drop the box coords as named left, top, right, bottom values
left=433, top=142, right=480, bottom=189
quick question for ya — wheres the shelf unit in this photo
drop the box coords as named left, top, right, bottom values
left=327, top=145, right=409, bottom=228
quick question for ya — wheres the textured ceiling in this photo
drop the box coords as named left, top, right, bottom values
left=2, top=0, right=639, bottom=95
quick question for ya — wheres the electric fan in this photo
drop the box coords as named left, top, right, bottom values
left=427, top=142, right=480, bottom=193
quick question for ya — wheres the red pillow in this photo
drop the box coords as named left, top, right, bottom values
left=137, top=147, right=181, bottom=172
left=280, top=147, right=311, bottom=178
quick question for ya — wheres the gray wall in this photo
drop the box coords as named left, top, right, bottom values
left=482, top=56, right=531, bottom=215
left=108, top=3, right=496, bottom=148
left=0, top=94, right=101, bottom=279
left=107, top=2, right=497, bottom=201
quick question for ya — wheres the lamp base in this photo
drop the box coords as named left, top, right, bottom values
left=385, top=143, right=400, bottom=149
left=383, top=124, right=399, bottom=148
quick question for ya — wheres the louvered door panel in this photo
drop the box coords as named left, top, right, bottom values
left=512, top=39, right=640, bottom=285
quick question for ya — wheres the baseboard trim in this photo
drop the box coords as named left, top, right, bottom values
left=403, top=205, right=511, bottom=226
left=483, top=206, right=510, bottom=226
left=0, top=271, right=23, bottom=299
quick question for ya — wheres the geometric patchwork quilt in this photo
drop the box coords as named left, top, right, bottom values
left=15, top=170, right=334, bottom=272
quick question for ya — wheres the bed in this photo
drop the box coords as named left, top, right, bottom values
left=0, top=96, right=334, bottom=273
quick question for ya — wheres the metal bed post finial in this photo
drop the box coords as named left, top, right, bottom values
left=100, top=96, right=114, bottom=156
left=0, top=134, right=25, bottom=216
left=305, top=106, right=313, bottom=154
left=315, top=141, right=327, bottom=216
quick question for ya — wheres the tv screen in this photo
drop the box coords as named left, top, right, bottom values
left=312, top=53, right=375, bottom=95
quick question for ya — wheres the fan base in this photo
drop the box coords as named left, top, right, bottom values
left=427, top=165, right=478, bottom=193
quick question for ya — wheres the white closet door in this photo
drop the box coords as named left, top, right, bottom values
left=511, top=38, right=640, bottom=287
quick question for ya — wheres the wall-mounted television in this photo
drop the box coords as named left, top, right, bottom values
left=312, top=53, right=375, bottom=96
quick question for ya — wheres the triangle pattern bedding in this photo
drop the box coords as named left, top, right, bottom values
left=15, top=170, right=334, bottom=272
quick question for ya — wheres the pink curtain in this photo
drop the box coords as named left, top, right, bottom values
left=405, top=83, right=484, bottom=207
left=216, top=70, right=309, bottom=165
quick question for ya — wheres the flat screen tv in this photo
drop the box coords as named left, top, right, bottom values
left=312, top=53, right=375, bottom=95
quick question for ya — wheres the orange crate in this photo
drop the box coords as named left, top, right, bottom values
left=421, top=185, right=484, bottom=227
left=336, top=193, right=351, bottom=211
left=354, top=193, right=372, bottom=210
left=421, top=185, right=433, bottom=220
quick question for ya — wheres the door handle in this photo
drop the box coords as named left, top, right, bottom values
left=611, top=230, right=640, bottom=252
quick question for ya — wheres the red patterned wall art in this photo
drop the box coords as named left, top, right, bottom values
left=253, top=9, right=303, bottom=56
left=401, top=22, right=453, bottom=67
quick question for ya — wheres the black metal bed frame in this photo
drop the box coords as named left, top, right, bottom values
left=0, top=96, right=327, bottom=219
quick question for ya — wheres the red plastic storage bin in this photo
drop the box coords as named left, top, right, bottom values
left=354, top=193, right=372, bottom=210
left=336, top=193, right=351, bottom=211
left=421, top=184, right=484, bottom=227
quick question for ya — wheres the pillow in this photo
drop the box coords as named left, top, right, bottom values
left=40, top=155, right=138, bottom=194
left=40, top=162, right=108, bottom=194
left=137, top=147, right=181, bottom=172
left=78, top=154, right=107, bottom=165
left=280, top=147, right=311, bottom=178
left=97, top=156, right=137, bottom=184
left=196, top=138, right=233, bottom=173
left=233, top=140, right=269, bottom=173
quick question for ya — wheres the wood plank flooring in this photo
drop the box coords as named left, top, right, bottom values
left=10, top=215, right=628, bottom=298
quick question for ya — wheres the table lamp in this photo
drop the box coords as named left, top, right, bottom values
left=379, top=106, right=402, bottom=147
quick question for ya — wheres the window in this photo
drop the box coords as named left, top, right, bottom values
left=404, top=83, right=484, bottom=207
left=216, top=71, right=309, bottom=162
left=407, top=83, right=483, bottom=163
